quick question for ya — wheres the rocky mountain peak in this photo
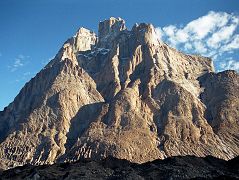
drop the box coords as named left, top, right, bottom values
left=0, top=18, right=238, bottom=170
left=74, top=27, right=97, bottom=52
left=132, top=22, right=160, bottom=45
left=98, top=17, right=126, bottom=39
left=98, top=17, right=160, bottom=48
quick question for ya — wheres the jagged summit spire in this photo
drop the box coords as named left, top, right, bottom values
left=98, top=17, right=126, bottom=40
left=73, top=27, right=97, bottom=52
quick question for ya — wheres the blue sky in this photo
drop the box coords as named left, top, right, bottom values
left=0, top=0, right=238, bottom=110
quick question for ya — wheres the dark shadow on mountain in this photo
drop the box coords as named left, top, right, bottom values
left=197, top=71, right=238, bottom=131
left=65, top=102, right=105, bottom=151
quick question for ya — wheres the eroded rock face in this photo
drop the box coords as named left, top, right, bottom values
left=0, top=17, right=238, bottom=169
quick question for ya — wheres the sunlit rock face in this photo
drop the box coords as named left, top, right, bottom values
left=0, top=17, right=238, bottom=169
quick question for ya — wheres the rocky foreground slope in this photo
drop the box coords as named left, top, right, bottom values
left=0, top=17, right=238, bottom=169
left=1, top=156, right=239, bottom=180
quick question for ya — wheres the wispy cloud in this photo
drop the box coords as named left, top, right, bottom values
left=0, top=52, right=2, bottom=57
left=23, top=72, right=31, bottom=76
left=221, top=34, right=239, bottom=52
left=218, top=58, right=239, bottom=72
left=8, top=54, right=29, bottom=72
left=156, top=11, right=239, bottom=72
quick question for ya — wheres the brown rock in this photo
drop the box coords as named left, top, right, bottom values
left=0, top=17, right=238, bottom=169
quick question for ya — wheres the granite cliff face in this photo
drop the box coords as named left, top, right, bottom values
left=0, top=17, right=238, bottom=169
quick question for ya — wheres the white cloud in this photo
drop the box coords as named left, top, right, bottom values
left=184, top=11, right=230, bottom=40
left=10, top=59, right=23, bottom=72
left=156, top=11, right=239, bottom=72
left=175, top=30, right=189, bottom=43
left=193, top=41, right=207, bottom=54
left=221, top=34, right=239, bottom=51
left=207, top=23, right=238, bottom=48
left=13, top=59, right=24, bottom=67
left=219, top=59, right=239, bottom=72
left=163, top=25, right=177, bottom=37
left=184, top=42, right=193, bottom=51
left=8, top=54, right=27, bottom=72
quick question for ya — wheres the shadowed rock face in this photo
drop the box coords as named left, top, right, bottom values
left=1, top=156, right=239, bottom=179
left=0, top=17, right=238, bottom=169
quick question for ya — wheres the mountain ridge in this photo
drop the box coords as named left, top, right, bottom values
left=0, top=17, right=238, bottom=169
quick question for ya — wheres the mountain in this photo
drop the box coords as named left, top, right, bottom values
left=0, top=17, right=238, bottom=169
left=1, top=156, right=239, bottom=179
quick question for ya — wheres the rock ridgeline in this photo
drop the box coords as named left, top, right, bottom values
left=0, top=17, right=238, bottom=169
